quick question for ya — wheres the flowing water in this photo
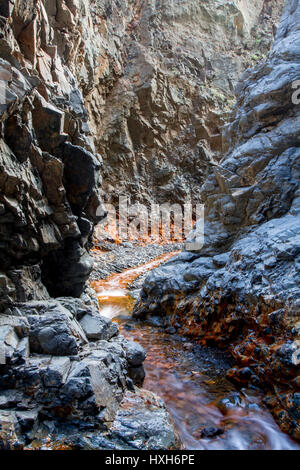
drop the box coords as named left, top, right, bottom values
left=91, top=253, right=300, bottom=451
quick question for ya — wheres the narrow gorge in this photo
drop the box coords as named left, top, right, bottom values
left=0, top=0, right=299, bottom=452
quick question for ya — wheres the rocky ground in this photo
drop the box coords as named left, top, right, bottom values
left=91, top=240, right=182, bottom=280
left=0, top=290, right=182, bottom=450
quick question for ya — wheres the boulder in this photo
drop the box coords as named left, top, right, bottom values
left=23, top=300, right=88, bottom=356
left=109, top=389, right=181, bottom=450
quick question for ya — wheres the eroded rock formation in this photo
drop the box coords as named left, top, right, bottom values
left=0, top=0, right=292, bottom=450
left=0, top=1, right=107, bottom=302
left=134, top=0, right=300, bottom=440
left=96, top=0, right=283, bottom=205
left=0, top=0, right=181, bottom=448
left=0, top=296, right=180, bottom=449
left=0, top=0, right=283, bottom=298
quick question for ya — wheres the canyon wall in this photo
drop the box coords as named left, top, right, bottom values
left=134, top=0, right=300, bottom=440
left=0, top=0, right=181, bottom=448
left=0, top=0, right=109, bottom=302
left=0, top=1, right=283, bottom=302
left=96, top=0, right=283, bottom=206
left=0, top=0, right=288, bottom=448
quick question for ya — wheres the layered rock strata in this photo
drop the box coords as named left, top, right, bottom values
left=96, top=0, right=284, bottom=205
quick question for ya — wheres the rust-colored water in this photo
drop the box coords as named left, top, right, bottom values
left=91, top=251, right=178, bottom=320
left=92, top=254, right=300, bottom=450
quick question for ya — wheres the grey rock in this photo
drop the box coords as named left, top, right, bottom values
left=79, top=313, right=119, bottom=341
left=27, top=309, right=85, bottom=356
left=0, top=315, right=29, bottom=338
left=0, top=325, right=19, bottom=362
left=124, top=340, right=146, bottom=367
left=60, top=376, right=93, bottom=403
left=60, top=359, right=120, bottom=422
left=56, top=297, right=90, bottom=320
left=109, top=389, right=180, bottom=450
left=42, top=357, right=71, bottom=388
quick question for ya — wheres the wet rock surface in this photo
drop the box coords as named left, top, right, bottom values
left=0, top=295, right=179, bottom=450
left=89, top=245, right=299, bottom=450
left=134, top=1, right=300, bottom=440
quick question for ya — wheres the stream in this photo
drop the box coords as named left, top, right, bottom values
left=91, top=253, right=300, bottom=451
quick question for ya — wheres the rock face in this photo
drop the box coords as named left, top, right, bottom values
left=0, top=1, right=107, bottom=302
left=95, top=0, right=283, bottom=205
left=0, top=1, right=283, bottom=296
left=0, top=1, right=182, bottom=449
left=134, top=1, right=300, bottom=440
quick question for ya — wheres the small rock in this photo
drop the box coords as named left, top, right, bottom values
left=128, top=365, right=145, bottom=386
left=79, top=313, right=119, bottom=341
left=200, top=427, right=224, bottom=439
left=124, top=340, right=146, bottom=366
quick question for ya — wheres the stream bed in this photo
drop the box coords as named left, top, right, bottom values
left=91, top=251, right=300, bottom=450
